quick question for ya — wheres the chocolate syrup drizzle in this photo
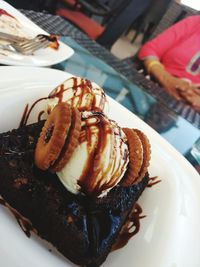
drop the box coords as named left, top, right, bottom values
left=112, top=203, right=145, bottom=251
left=77, top=112, right=129, bottom=196
left=48, top=77, right=106, bottom=112
left=19, top=77, right=127, bottom=197
left=19, top=97, right=48, bottom=127
left=15, top=76, right=151, bottom=253
left=19, top=104, right=29, bottom=128
left=0, top=198, right=33, bottom=237
left=78, top=113, right=112, bottom=195
left=19, top=77, right=107, bottom=128
left=147, top=176, right=161, bottom=187
left=112, top=177, right=161, bottom=251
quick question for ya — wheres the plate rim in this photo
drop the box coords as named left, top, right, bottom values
left=0, top=65, right=198, bottom=177
left=0, top=1, right=74, bottom=66
left=0, top=66, right=200, bottom=267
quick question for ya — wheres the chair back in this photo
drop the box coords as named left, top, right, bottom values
left=150, top=1, right=198, bottom=39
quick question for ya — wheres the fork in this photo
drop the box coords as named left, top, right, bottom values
left=0, top=31, right=28, bottom=43
left=0, top=35, right=50, bottom=55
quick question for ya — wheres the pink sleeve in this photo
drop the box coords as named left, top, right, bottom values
left=138, top=15, right=200, bottom=60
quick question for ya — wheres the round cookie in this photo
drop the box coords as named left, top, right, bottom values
left=50, top=108, right=81, bottom=172
left=134, top=129, right=151, bottom=182
left=121, top=128, right=143, bottom=186
left=35, top=103, right=72, bottom=170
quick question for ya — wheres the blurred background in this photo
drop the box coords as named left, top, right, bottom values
left=6, top=0, right=200, bottom=59
left=4, top=0, right=200, bottom=172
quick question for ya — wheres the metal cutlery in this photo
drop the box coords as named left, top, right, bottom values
left=0, top=34, right=50, bottom=55
left=0, top=31, right=28, bottom=43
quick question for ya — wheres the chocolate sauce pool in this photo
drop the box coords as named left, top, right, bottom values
left=0, top=198, right=33, bottom=237
left=0, top=198, right=144, bottom=251
left=0, top=176, right=161, bottom=251
left=113, top=177, right=161, bottom=251
left=112, top=203, right=145, bottom=251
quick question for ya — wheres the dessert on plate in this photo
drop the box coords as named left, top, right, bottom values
left=0, top=8, right=59, bottom=53
left=0, top=77, right=151, bottom=266
left=0, top=8, right=26, bottom=36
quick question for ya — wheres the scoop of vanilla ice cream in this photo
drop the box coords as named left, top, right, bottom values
left=57, top=111, right=129, bottom=197
left=47, top=77, right=108, bottom=114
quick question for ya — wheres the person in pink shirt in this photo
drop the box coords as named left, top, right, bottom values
left=138, top=15, right=200, bottom=112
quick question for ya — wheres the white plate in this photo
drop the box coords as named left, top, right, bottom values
left=0, top=66, right=200, bottom=267
left=0, top=1, right=74, bottom=66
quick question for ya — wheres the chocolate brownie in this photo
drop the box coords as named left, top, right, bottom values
left=0, top=122, right=149, bottom=266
